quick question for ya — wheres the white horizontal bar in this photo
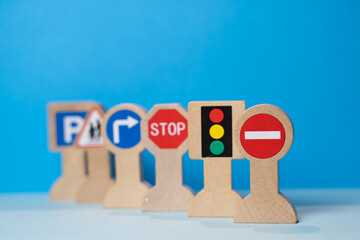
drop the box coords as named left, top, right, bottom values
left=244, top=131, right=281, bottom=140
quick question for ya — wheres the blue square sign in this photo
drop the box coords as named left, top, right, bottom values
left=56, top=111, right=87, bottom=146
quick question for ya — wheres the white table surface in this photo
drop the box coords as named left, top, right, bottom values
left=0, top=189, right=359, bottom=240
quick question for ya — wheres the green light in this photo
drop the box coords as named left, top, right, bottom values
left=209, top=140, right=224, bottom=155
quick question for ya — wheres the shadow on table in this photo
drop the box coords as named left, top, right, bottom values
left=0, top=193, right=102, bottom=211
left=1, top=188, right=359, bottom=213
left=282, top=188, right=360, bottom=206
left=108, top=209, right=199, bottom=222
left=199, top=218, right=320, bottom=234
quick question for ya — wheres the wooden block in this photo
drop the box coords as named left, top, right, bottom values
left=74, top=107, right=114, bottom=203
left=101, top=103, right=149, bottom=208
left=233, top=104, right=297, bottom=223
left=141, top=104, right=194, bottom=212
left=187, top=101, right=245, bottom=217
left=48, top=101, right=99, bottom=200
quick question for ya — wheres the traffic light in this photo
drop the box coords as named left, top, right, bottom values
left=201, top=106, right=232, bottom=157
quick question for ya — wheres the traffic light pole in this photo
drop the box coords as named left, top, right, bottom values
left=188, top=158, right=242, bottom=217
left=204, top=158, right=233, bottom=192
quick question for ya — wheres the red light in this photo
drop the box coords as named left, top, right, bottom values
left=209, top=108, right=224, bottom=123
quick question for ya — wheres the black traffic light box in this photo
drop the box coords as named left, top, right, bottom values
left=201, top=106, right=232, bottom=158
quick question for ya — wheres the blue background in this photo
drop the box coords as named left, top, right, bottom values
left=55, top=111, right=87, bottom=146
left=106, top=110, right=141, bottom=148
left=0, top=0, right=359, bottom=193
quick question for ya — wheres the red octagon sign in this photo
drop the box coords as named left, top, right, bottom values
left=148, top=109, right=188, bottom=149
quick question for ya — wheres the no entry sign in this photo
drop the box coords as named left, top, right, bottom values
left=240, top=114, right=285, bottom=159
left=148, top=109, right=187, bottom=149
left=236, top=104, right=293, bottom=161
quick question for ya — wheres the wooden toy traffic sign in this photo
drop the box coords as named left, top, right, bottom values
left=234, top=104, right=297, bottom=223
left=187, top=101, right=245, bottom=217
left=74, top=107, right=114, bottom=203
left=141, top=104, right=194, bottom=211
left=48, top=101, right=98, bottom=200
left=75, top=108, right=105, bottom=148
left=101, top=103, right=149, bottom=208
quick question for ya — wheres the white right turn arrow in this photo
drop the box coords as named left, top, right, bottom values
left=112, top=116, right=139, bottom=144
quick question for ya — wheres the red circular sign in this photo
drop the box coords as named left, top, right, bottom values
left=240, top=114, right=285, bottom=159
left=148, top=109, right=188, bottom=149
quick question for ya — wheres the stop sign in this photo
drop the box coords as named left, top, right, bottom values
left=148, top=109, right=188, bottom=149
left=236, top=104, right=293, bottom=160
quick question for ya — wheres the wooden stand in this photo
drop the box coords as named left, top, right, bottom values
left=141, top=104, right=193, bottom=211
left=142, top=150, right=193, bottom=211
left=103, top=151, right=148, bottom=208
left=187, top=101, right=245, bottom=217
left=234, top=104, right=297, bottom=223
left=76, top=149, right=114, bottom=203
left=50, top=149, right=87, bottom=200
left=74, top=107, right=114, bottom=203
left=101, top=103, right=149, bottom=208
left=234, top=159, right=296, bottom=223
left=48, top=101, right=99, bottom=200
left=188, top=158, right=242, bottom=217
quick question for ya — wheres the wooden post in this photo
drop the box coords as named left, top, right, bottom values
left=187, top=101, right=245, bottom=217
left=188, top=158, right=241, bottom=217
left=141, top=104, right=193, bottom=212
left=103, top=151, right=148, bottom=208
left=74, top=107, right=114, bottom=203
left=48, top=102, right=98, bottom=200
left=234, top=104, right=297, bottom=223
left=50, top=149, right=87, bottom=199
left=76, top=148, right=114, bottom=203
left=101, top=103, right=149, bottom=208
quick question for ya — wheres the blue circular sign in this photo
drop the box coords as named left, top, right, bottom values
left=106, top=110, right=142, bottom=149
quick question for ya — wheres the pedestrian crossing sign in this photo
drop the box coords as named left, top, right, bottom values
left=75, top=108, right=105, bottom=148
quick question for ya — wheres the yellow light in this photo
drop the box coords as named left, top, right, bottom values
left=209, top=124, right=224, bottom=139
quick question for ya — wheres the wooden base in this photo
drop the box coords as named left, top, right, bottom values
left=50, top=149, right=87, bottom=200
left=142, top=185, right=193, bottom=212
left=188, top=159, right=242, bottom=217
left=76, top=178, right=114, bottom=203
left=142, top=150, right=194, bottom=212
left=188, top=189, right=242, bottom=217
left=76, top=149, right=114, bottom=203
left=103, top=152, right=149, bottom=208
left=234, top=193, right=297, bottom=223
left=103, top=182, right=149, bottom=208
left=234, top=160, right=297, bottom=223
